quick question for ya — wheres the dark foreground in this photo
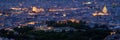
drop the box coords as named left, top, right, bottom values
left=0, top=20, right=113, bottom=40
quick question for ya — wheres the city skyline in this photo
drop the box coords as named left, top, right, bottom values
left=0, top=0, right=120, bottom=40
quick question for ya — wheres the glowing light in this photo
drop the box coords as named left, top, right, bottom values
left=5, top=28, right=14, bottom=31
left=110, top=32, right=116, bottom=35
left=69, top=19, right=80, bottom=23
left=32, top=6, right=39, bottom=12
left=76, top=20, right=80, bottom=23
left=32, top=6, right=44, bottom=13
left=48, top=27, right=52, bottom=30
left=39, top=8, right=45, bottom=12
left=11, top=7, right=21, bottom=10
left=28, top=13, right=37, bottom=15
left=69, top=19, right=76, bottom=22
left=0, top=13, right=2, bottom=16
left=92, top=11, right=98, bottom=16
left=63, top=14, right=66, bottom=17
left=92, top=5, right=109, bottom=16
left=102, top=5, right=108, bottom=13
left=49, top=9, right=64, bottom=12
left=83, top=2, right=92, bottom=4
left=35, top=26, right=53, bottom=31
left=70, top=19, right=76, bottom=22
left=27, top=22, right=36, bottom=25
left=92, top=13, right=97, bottom=16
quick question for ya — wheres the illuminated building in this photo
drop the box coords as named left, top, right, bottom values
left=69, top=19, right=79, bottom=23
left=32, top=6, right=45, bottom=13
left=48, top=8, right=64, bottom=12
left=27, top=22, right=36, bottom=25
left=32, top=6, right=39, bottom=12
left=39, top=8, right=45, bottom=12
left=10, top=7, right=22, bottom=10
left=70, top=19, right=76, bottom=22
left=92, top=5, right=109, bottom=16
left=102, top=5, right=108, bottom=13
left=110, top=32, right=116, bottom=35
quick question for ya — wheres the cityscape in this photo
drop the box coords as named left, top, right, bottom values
left=0, top=0, right=120, bottom=40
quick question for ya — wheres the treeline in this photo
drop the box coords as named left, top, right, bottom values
left=46, top=20, right=89, bottom=29
left=46, top=20, right=109, bottom=30
left=0, top=20, right=112, bottom=40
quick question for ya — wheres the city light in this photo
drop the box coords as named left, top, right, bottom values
left=0, top=0, right=119, bottom=40
left=32, top=6, right=44, bottom=13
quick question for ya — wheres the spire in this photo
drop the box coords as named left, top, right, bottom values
left=92, top=5, right=109, bottom=16
left=102, top=5, right=108, bottom=13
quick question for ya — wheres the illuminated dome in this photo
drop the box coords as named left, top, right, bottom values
left=32, top=6, right=44, bottom=13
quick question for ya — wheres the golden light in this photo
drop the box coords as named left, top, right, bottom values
left=49, top=8, right=64, bottom=12
left=27, top=22, right=36, bottom=25
left=49, top=9, right=57, bottom=12
left=32, top=6, right=45, bottom=13
left=70, top=19, right=76, bottom=22
left=39, top=8, right=45, bottom=12
left=102, top=5, right=108, bottom=13
left=110, top=32, right=116, bottom=35
left=32, top=6, right=39, bottom=12
left=92, top=13, right=97, bottom=16
left=69, top=19, right=80, bottom=23
left=11, top=7, right=22, bottom=10
left=48, top=27, right=52, bottom=30
left=92, top=5, right=109, bottom=16
left=35, top=26, right=53, bottom=31
left=18, top=26, right=21, bottom=28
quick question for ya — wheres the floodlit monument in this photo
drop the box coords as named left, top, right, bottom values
left=92, top=5, right=109, bottom=16
left=32, top=6, right=44, bottom=13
